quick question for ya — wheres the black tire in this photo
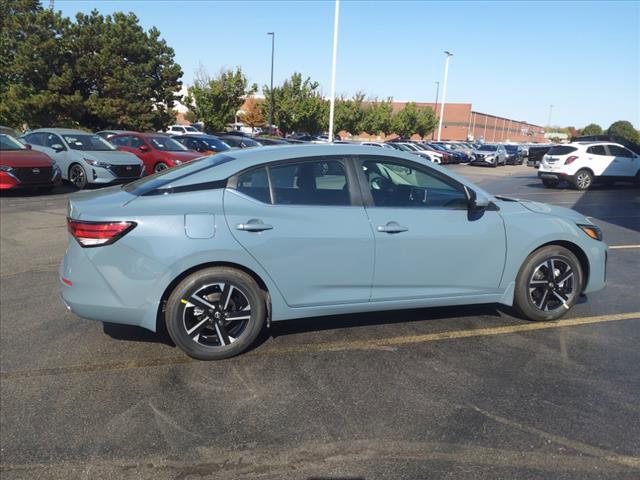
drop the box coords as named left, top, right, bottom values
left=514, top=245, right=583, bottom=322
left=542, top=179, right=558, bottom=188
left=574, top=169, right=593, bottom=190
left=68, top=163, right=88, bottom=189
left=165, top=267, right=266, bottom=360
left=154, top=162, right=169, bottom=173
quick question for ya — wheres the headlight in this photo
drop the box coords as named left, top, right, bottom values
left=577, top=224, right=603, bottom=241
left=0, top=165, right=13, bottom=172
left=172, top=159, right=183, bottom=165
left=83, top=157, right=110, bottom=168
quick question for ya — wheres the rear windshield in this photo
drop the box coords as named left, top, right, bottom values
left=547, top=146, right=577, bottom=155
left=123, top=154, right=235, bottom=195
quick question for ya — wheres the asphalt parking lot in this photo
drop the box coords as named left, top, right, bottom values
left=1, top=165, right=639, bottom=479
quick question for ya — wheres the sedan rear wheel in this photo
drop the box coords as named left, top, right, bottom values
left=165, top=267, right=266, bottom=360
left=514, top=245, right=582, bottom=321
left=69, top=163, right=88, bottom=189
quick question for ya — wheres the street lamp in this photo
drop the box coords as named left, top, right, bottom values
left=431, top=81, right=439, bottom=140
left=436, top=50, right=453, bottom=141
left=267, top=32, right=275, bottom=135
left=328, top=0, right=340, bottom=142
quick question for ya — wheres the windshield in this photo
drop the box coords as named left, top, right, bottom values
left=504, top=145, right=519, bottom=152
left=63, top=134, right=115, bottom=151
left=148, top=136, right=189, bottom=151
left=0, top=134, right=26, bottom=150
left=123, top=154, right=235, bottom=195
left=201, top=137, right=231, bottom=151
left=478, top=145, right=498, bottom=151
left=184, top=126, right=199, bottom=132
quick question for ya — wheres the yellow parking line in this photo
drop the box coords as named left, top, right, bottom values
left=609, top=245, right=640, bottom=250
left=271, top=312, right=640, bottom=355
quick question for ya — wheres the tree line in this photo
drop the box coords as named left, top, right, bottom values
left=186, top=69, right=438, bottom=138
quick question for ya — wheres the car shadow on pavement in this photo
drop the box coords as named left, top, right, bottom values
left=0, top=184, right=77, bottom=197
left=103, top=321, right=176, bottom=347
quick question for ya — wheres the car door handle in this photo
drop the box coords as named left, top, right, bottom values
left=236, top=221, right=273, bottom=232
left=377, top=222, right=409, bottom=234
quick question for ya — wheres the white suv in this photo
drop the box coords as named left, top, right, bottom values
left=538, top=142, right=640, bottom=190
left=165, top=125, right=203, bottom=135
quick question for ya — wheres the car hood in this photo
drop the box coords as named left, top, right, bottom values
left=165, top=151, right=203, bottom=161
left=79, top=150, right=142, bottom=165
left=0, top=150, right=54, bottom=167
left=496, top=196, right=591, bottom=224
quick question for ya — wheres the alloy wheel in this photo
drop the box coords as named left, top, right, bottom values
left=154, top=162, right=168, bottom=173
left=576, top=171, right=592, bottom=190
left=181, top=282, right=252, bottom=347
left=69, top=165, right=87, bottom=189
left=528, top=258, right=576, bottom=312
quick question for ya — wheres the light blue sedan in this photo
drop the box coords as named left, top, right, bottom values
left=60, top=145, right=607, bottom=359
left=21, top=128, right=144, bottom=188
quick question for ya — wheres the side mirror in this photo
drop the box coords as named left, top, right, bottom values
left=51, top=144, right=65, bottom=152
left=464, top=186, right=490, bottom=211
left=139, top=145, right=150, bottom=152
left=24, top=143, right=32, bottom=150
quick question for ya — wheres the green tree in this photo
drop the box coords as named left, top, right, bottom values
left=607, top=120, right=639, bottom=143
left=414, top=106, right=437, bottom=138
left=391, top=102, right=420, bottom=138
left=185, top=67, right=254, bottom=132
left=361, top=98, right=393, bottom=137
left=581, top=123, right=603, bottom=136
left=0, top=3, right=183, bottom=130
left=262, top=73, right=327, bottom=135
left=333, top=92, right=365, bottom=135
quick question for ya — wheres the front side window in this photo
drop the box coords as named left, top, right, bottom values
left=270, top=160, right=349, bottom=206
left=109, top=135, right=130, bottom=147
left=607, top=145, right=633, bottom=158
left=362, top=159, right=467, bottom=209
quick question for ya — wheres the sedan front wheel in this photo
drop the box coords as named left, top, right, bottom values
left=514, top=245, right=582, bottom=322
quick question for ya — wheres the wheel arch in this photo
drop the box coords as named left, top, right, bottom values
left=155, top=261, right=271, bottom=332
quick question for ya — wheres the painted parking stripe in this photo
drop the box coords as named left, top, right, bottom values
left=609, top=245, right=640, bottom=250
left=272, top=311, right=640, bottom=354
left=1, top=312, right=638, bottom=380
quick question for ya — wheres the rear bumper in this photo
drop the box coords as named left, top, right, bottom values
left=538, top=170, right=575, bottom=184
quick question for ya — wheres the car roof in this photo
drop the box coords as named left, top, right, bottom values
left=29, top=128, right=93, bottom=135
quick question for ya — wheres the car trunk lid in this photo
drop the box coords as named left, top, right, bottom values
left=67, top=185, right=137, bottom=220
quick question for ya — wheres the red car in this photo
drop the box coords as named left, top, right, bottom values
left=0, top=134, right=62, bottom=190
left=109, top=132, right=202, bottom=175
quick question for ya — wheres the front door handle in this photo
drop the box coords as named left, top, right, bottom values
left=236, top=220, right=273, bottom=232
left=377, top=222, right=409, bottom=234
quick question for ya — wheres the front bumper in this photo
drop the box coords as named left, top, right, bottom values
left=89, top=165, right=145, bottom=184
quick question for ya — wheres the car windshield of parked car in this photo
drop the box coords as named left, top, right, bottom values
left=201, top=137, right=231, bottom=151
left=123, top=153, right=234, bottom=195
left=477, top=145, right=498, bottom=152
left=149, top=136, right=189, bottom=151
left=505, top=145, right=519, bottom=152
left=0, top=134, right=26, bottom=150
left=184, top=126, right=199, bottom=132
left=63, top=134, right=115, bottom=151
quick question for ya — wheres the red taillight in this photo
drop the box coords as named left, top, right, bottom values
left=67, top=219, right=136, bottom=247
left=564, top=156, right=579, bottom=165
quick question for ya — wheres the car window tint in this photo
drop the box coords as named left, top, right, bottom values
left=270, top=160, right=349, bottom=206
left=236, top=167, right=270, bottom=203
left=45, top=133, right=62, bottom=148
left=110, top=136, right=130, bottom=146
left=607, top=145, right=632, bottom=158
left=362, top=159, right=467, bottom=209
left=130, top=136, right=144, bottom=148
left=586, top=145, right=607, bottom=156
left=23, top=133, right=42, bottom=145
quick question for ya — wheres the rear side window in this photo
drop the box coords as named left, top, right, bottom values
left=236, top=167, right=270, bottom=203
left=547, top=146, right=577, bottom=155
left=586, top=145, right=607, bottom=156
left=270, top=160, right=349, bottom=206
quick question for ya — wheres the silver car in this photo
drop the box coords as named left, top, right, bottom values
left=471, top=144, right=507, bottom=167
left=21, top=128, right=144, bottom=188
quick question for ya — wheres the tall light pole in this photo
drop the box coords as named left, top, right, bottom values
left=328, top=0, right=340, bottom=142
left=267, top=32, right=275, bottom=135
left=431, top=81, right=439, bottom=140
left=436, top=51, right=453, bottom=141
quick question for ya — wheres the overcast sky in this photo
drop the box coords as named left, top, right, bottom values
left=57, top=0, right=640, bottom=129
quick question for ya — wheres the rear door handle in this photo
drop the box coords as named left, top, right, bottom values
left=236, top=220, right=273, bottom=232
left=377, top=222, right=409, bottom=234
